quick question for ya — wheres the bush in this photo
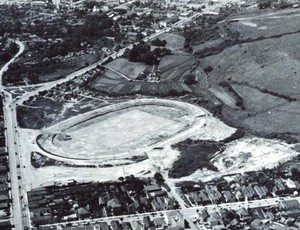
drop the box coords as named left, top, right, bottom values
left=169, top=139, right=220, bottom=178
left=184, top=74, right=197, bottom=85
left=151, top=38, right=167, bottom=47
left=204, top=66, right=213, bottom=74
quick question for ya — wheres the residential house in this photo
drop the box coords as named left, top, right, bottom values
left=143, top=216, right=154, bottom=229
left=0, top=194, right=8, bottom=203
left=144, top=184, right=161, bottom=193
left=279, top=200, right=300, bottom=211
left=199, top=209, right=209, bottom=222
left=99, top=222, right=110, bottom=230
left=76, top=207, right=90, bottom=219
left=198, top=190, right=210, bottom=205
left=235, top=189, right=244, bottom=201
left=250, top=219, right=265, bottom=230
left=0, top=183, right=8, bottom=191
left=165, top=210, right=184, bottom=228
left=122, top=221, right=132, bottom=230
left=251, top=208, right=265, bottom=219
left=153, top=217, right=168, bottom=229
left=236, top=207, right=250, bottom=221
left=253, top=185, right=267, bottom=199
left=0, top=202, right=8, bottom=210
left=111, top=220, right=122, bottom=230
left=131, top=220, right=143, bottom=230
left=0, top=147, right=7, bottom=156
left=107, top=198, right=122, bottom=215
left=223, top=191, right=236, bottom=203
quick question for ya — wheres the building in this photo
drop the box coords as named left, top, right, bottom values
left=279, top=200, right=300, bottom=211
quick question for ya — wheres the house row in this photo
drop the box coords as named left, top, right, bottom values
left=0, top=95, right=11, bottom=230
left=28, top=180, right=177, bottom=227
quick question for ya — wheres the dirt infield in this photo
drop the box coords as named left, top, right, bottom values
left=35, top=98, right=206, bottom=166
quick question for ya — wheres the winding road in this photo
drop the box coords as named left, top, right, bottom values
left=0, top=40, right=25, bottom=90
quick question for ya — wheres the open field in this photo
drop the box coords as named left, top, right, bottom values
left=105, top=58, right=150, bottom=79
left=200, top=20, right=300, bottom=139
left=35, top=98, right=205, bottom=166
left=225, top=9, right=300, bottom=40
left=156, top=33, right=186, bottom=53
left=42, top=106, right=186, bottom=159
left=158, top=54, right=194, bottom=81
left=170, top=137, right=299, bottom=183
left=213, top=138, right=299, bottom=175
left=17, top=96, right=110, bottom=129
left=19, top=99, right=212, bottom=188
left=17, top=94, right=300, bottom=189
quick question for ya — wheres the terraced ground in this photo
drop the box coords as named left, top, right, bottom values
left=198, top=10, right=300, bottom=141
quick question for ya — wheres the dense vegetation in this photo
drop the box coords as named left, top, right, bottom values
left=0, top=40, right=18, bottom=66
left=169, top=139, right=220, bottom=178
left=151, top=38, right=167, bottom=47
left=125, top=42, right=171, bottom=65
left=0, top=4, right=120, bottom=85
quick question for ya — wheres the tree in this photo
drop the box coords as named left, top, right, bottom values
left=184, top=74, right=197, bottom=85
left=9, top=42, right=19, bottom=55
left=144, top=52, right=158, bottom=65
left=291, top=168, right=300, bottom=180
left=204, top=66, right=213, bottom=74
left=151, top=38, right=167, bottom=47
left=257, top=0, right=271, bottom=9
left=154, top=172, right=165, bottom=184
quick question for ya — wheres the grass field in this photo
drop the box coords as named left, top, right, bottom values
left=225, top=10, right=300, bottom=40
left=105, top=58, right=150, bottom=79
left=200, top=20, right=300, bottom=138
left=156, top=33, right=186, bottom=53
left=158, top=54, right=194, bottom=81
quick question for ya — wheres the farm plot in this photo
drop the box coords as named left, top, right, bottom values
left=230, top=84, right=287, bottom=113
left=241, top=102, right=300, bottom=134
left=105, top=58, right=150, bottom=79
left=226, top=10, right=300, bottom=40
left=199, top=31, right=300, bottom=138
left=158, top=54, right=194, bottom=81
left=156, top=33, right=186, bottom=52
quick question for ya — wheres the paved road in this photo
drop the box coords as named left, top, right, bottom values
left=0, top=40, right=25, bottom=90
left=0, top=40, right=27, bottom=230
left=3, top=92, right=24, bottom=230
left=14, top=11, right=203, bottom=107
left=0, top=7, right=249, bottom=230
left=40, top=195, right=300, bottom=230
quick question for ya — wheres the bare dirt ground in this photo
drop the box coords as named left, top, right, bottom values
left=170, top=137, right=299, bottom=183
left=18, top=98, right=299, bottom=190
left=44, top=106, right=186, bottom=159
left=16, top=9, right=300, bottom=192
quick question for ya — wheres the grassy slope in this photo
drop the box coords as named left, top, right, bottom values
left=198, top=12, right=300, bottom=139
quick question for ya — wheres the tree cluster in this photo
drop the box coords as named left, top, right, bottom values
left=183, top=74, right=197, bottom=85
left=257, top=0, right=271, bottom=9
left=0, top=42, right=18, bottom=64
left=151, top=38, right=167, bottom=47
left=183, top=15, right=221, bottom=46
left=126, top=42, right=171, bottom=65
